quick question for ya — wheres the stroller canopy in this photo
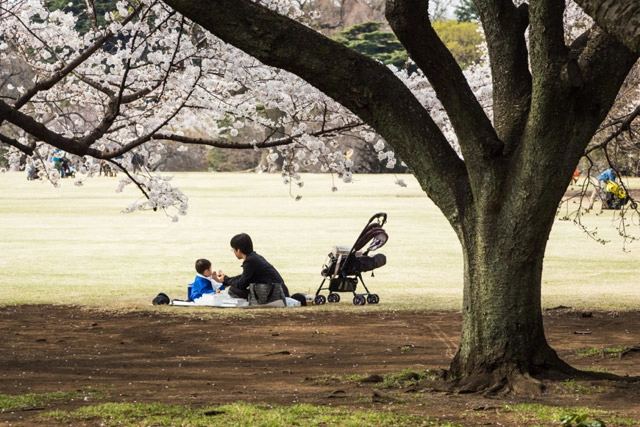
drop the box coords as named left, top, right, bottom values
left=353, top=223, right=388, bottom=254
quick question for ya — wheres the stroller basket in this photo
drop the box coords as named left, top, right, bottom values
left=314, top=212, right=388, bottom=306
left=329, top=277, right=357, bottom=292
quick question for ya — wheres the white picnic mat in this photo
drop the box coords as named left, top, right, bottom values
left=169, top=293, right=300, bottom=308
left=170, top=293, right=249, bottom=307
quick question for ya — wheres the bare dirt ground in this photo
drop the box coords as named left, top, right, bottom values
left=1, top=305, right=639, bottom=426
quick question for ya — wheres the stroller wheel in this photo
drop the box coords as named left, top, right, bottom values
left=327, top=293, right=340, bottom=303
left=353, top=295, right=366, bottom=306
left=314, top=294, right=327, bottom=305
left=367, top=294, right=379, bottom=304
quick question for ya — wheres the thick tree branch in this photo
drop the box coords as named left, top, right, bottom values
left=385, top=0, right=501, bottom=165
left=528, top=0, right=567, bottom=82
left=154, top=121, right=364, bottom=150
left=0, top=100, right=87, bottom=154
left=0, top=132, right=35, bottom=154
left=474, top=0, right=531, bottom=150
left=515, top=16, right=637, bottom=170
left=509, top=27, right=637, bottom=213
left=575, top=29, right=637, bottom=114
left=573, top=0, right=640, bottom=55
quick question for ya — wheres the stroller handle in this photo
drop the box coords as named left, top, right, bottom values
left=368, top=212, right=387, bottom=226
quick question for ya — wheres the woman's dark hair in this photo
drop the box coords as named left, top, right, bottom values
left=195, top=258, right=212, bottom=275
left=230, top=233, right=253, bottom=255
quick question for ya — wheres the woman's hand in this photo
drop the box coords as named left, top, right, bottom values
left=215, top=270, right=225, bottom=282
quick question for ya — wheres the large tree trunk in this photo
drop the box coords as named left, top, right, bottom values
left=451, top=206, right=574, bottom=392
left=163, top=0, right=640, bottom=393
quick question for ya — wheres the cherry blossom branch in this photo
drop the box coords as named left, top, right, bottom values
left=3, top=3, right=144, bottom=114
left=153, top=121, right=364, bottom=149
left=0, top=132, right=35, bottom=154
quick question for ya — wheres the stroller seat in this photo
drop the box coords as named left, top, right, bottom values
left=314, top=213, right=388, bottom=306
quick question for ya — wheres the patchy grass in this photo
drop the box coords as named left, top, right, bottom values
left=377, top=369, right=438, bottom=389
left=556, top=380, right=607, bottom=395
left=35, top=399, right=636, bottom=427
left=0, top=389, right=109, bottom=412
left=576, top=345, right=630, bottom=358
left=42, top=401, right=458, bottom=427
left=500, top=403, right=634, bottom=426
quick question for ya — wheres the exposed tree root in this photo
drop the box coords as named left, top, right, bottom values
left=416, top=358, right=640, bottom=397
left=562, top=368, right=640, bottom=382
left=449, top=371, right=545, bottom=396
left=620, top=346, right=640, bottom=358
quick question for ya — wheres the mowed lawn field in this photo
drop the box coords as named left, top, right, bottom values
left=0, top=171, right=638, bottom=310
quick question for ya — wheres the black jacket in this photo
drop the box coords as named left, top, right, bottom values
left=224, top=252, right=284, bottom=292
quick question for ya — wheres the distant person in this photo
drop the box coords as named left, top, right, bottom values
left=215, top=233, right=289, bottom=300
left=189, top=258, right=224, bottom=301
left=588, top=168, right=617, bottom=210
left=131, top=152, right=143, bottom=173
left=52, top=149, right=65, bottom=177
left=572, top=169, right=580, bottom=184
left=25, top=162, right=38, bottom=180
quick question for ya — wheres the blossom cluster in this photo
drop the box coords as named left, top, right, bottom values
left=118, top=174, right=188, bottom=222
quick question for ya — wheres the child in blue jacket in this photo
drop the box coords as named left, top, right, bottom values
left=189, top=258, right=224, bottom=301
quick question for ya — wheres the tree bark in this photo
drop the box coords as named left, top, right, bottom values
left=573, top=0, right=640, bottom=55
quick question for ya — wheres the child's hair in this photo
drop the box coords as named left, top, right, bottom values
left=195, top=258, right=212, bottom=275
left=230, top=233, right=253, bottom=255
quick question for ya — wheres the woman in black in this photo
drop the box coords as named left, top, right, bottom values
left=215, top=233, right=289, bottom=299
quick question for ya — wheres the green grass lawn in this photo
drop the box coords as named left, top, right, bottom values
left=0, top=171, right=638, bottom=310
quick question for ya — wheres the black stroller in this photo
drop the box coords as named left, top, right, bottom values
left=603, top=180, right=638, bottom=210
left=314, top=212, right=388, bottom=306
